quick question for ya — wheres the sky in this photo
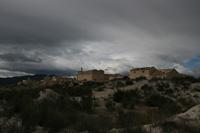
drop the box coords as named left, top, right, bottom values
left=0, top=0, right=200, bottom=77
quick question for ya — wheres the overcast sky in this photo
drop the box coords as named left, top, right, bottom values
left=0, top=0, right=200, bottom=77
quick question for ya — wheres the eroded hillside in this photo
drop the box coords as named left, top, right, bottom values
left=0, top=77, right=200, bottom=132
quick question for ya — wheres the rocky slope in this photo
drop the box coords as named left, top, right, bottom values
left=0, top=77, right=199, bottom=132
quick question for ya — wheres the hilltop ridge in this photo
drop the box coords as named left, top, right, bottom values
left=0, top=76, right=200, bottom=132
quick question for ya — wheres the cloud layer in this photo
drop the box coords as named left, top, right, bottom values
left=0, top=0, right=200, bottom=77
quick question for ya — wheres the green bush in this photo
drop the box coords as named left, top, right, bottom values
left=141, top=84, right=155, bottom=96
left=122, top=127, right=147, bottom=133
left=135, top=77, right=147, bottom=82
left=75, top=115, right=113, bottom=132
left=117, top=81, right=125, bottom=87
left=97, top=87, right=104, bottom=91
left=125, top=80, right=133, bottom=85
left=144, top=94, right=181, bottom=115
left=79, top=95, right=93, bottom=113
left=113, top=90, right=140, bottom=109
left=178, top=98, right=196, bottom=110
left=10, top=97, right=80, bottom=132
left=156, top=82, right=170, bottom=92
left=164, top=89, right=174, bottom=95
left=195, top=88, right=200, bottom=92
left=160, top=121, right=179, bottom=132
left=157, top=87, right=164, bottom=92
left=117, top=110, right=146, bottom=128
left=160, top=120, right=200, bottom=133
left=105, top=101, right=115, bottom=111
left=3, top=87, right=96, bottom=131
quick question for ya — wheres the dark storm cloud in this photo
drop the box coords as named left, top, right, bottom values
left=191, top=67, right=200, bottom=78
left=0, top=10, right=90, bottom=45
left=0, top=53, right=42, bottom=63
left=154, top=55, right=185, bottom=66
left=0, top=0, right=104, bottom=46
left=0, top=0, right=200, bottom=77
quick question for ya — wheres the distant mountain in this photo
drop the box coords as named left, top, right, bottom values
left=0, top=74, right=48, bottom=86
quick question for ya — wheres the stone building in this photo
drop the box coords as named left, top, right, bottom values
left=130, top=67, right=180, bottom=79
left=104, top=74, right=112, bottom=80
left=150, top=69, right=181, bottom=79
left=109, top=73, right=124, bottom=80
left=52, top=76, right=68, bottom=82
left=130, top=67, right=157, bottom=79
left=77, top=69, right=105, bottom=81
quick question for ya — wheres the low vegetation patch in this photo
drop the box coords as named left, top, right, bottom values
left=114, top=89, right=141, bottom=109
left=144, top=94, right=181, bottom=115
left=0, top=77, right=199, bottom=132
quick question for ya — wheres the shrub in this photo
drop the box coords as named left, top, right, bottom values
left=125, top=80, right=133, bottom=85
left=117, top=81, right=125, bottom=87
left=160, top=120, right=200, bottom=133
left=113, top=90, right=140, bottom=109
left=193, top=95, right=199, bottom=98
left=135, top=77, right=146, bottom=82
left=97, top=87, right=104, bottom=91
left=178, top=98, right=195, bottom=110
left=121, top=76, right=130, bottom=80
left=144, top=94, right=181, bottom=115
left=10, top=98, right=79, bottom=132
left=117, top=110, right=146, bottom=128
left=79, top=95, right=93, bottom=113
left=122, top=127, right=146, bottom=133
left=195, top=88, right=200, bottom=92
left=141, top=84, right=152, bottom=90
left=160, top=121, right=179, bottom=132
left=172, top=77, right=197, bottom=84
left=3, top=87, right=97, bottom=131
left=114, top=90, right=140, bottom=102
left=150, top=77, right=163, bottom=82
left=105, top=101, right=115, bottom=111
left=141, top=84, right=155, bottom=96
left=156, top=82, right=170, bottom=92
left=75, top=115, right=113, bottom=132
left=164, top=89, right=174, bottom=95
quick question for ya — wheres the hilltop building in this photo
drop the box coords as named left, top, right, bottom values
left=18, top=76, right=31, bottom=85
left=130, top=67, right=181, bottom=79
left=52, top=76, right=68, bottom=82
left=104, top=74, right=112, bottom=80
left=150, top=69, right=180, bottom=79
left=77, top=68, right=125, bottom=81
left=109, top=73, right=124, bottom=80
left=77, top=69, right=105, bottom=81
left=130, top=67, right=157, bottom=79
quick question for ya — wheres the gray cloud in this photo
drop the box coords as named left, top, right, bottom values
left=0, top=53, right=42, bottom=63
left=154, top=54, right=185, bottom=66
left=0, top=0, right=200, bottom=77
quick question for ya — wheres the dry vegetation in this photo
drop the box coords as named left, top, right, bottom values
left=0, top=76, right=200, bottom=132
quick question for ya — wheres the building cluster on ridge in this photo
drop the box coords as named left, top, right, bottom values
left=77, top=66, right=182, bottom=81
left=17, top=66, right=185, bottom=85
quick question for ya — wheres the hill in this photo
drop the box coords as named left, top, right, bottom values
left=0, top=76, right=200, bottom=132
left=0, top=74, right=48, bottom=86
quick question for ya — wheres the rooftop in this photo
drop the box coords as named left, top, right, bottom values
left=78, top=69, right=104, bottom=72
left=130, top=66, right=155, bottom=71
left=151, top=69, right=174, bottom=75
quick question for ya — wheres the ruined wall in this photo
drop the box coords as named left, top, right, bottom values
left=104, top=74, right=111, bottom=80
left=130, top=67, right=157, bottom=79
left=91, top=71, right=104, bottom=81
left=77, top=70, right=105, bottom=81
left=130, top=69, right=150, bottom=79
left=149, top=67, right=157, bottom=74
left=166, top=69, right=181, bottom=79
left=109, top=74, right=124, bottom=80
left=77, top=71, right=92, bottom=81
